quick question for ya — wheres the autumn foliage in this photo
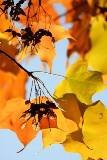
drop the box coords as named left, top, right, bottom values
left=0, top=0, right=107, bottom=159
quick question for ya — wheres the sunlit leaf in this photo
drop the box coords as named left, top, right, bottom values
left=67, top=14, right=91, bottom=58
left=42, top=128, right=67, bottom=147
left=20, top=1, right=59, bottom=24
left=54, top=60, right=105, bottom=104
left=63, top=134, right=90, bottom=160
left=42, top=93, right=93, bottom=148
left=0, top=95, right=79, bottom=146
left=55, top=108, right=78, bottom=133
left=62, top=101, right=107, bottom=159
left=17, top=23, right=72, bottom=71
left=0, top=14, right=12, bottom=32
left=82, top=101, right=107, bottom=159
left=31, top=22, right=72, bottom=41
left=0, top=69, right=27, bottom=103
left=0, top=98, right=37, bottom=145
left=0, top=32, right=19, bottom=74
left=55, top=94, right=82, bottom=127
left=86, top=16, right=107, bottom=74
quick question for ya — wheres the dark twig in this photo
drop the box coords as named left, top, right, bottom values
left=0, top=49, right=30, bottom=75
left=54, top=8, right=74, bottom=21
left=31, top=70, right=66, bottom=78
left=0, top=49, right=53, bottom=99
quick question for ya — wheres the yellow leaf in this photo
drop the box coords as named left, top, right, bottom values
left=54, top=60, right=105, bottom=104
left=42, top=93, right=93, bottom=148
left=55, top=109, right=78, bottom=133
left=42, top=128, right=67, bottom=147
left=99, top=0, right=107, bottom=6
left=86, top=16, right=107, bottom=74
left=82, top=101, right=107, bottom=159
left=63, top=134, right=90, bottom=160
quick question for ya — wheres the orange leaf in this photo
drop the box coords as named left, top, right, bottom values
left=55, top=94, right=82, bottom=127
left=0, top=69, right=27, bottom=105
left=67, top=14, right=91, bottom=58
left=0, top=32, right=19, bottom=74
left=0, top=97, right=58, bottom=144
left=40, top=116, right=57, bottom=129
left=0, top=14, right=12, bottom=32
left=19, top=2, right=59, bottom=25
left=0, top=98, right=37, bottom=145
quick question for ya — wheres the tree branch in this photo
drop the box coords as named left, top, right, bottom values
left=0, top=49, right=54, bottom=99
left=0, top=49, right=31, bottom=75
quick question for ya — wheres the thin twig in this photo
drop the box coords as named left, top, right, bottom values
left=0, top=49, right=53, bottom=98
left=31, top=70, right=66, bottom=78
left=0, top=49, right=31, bottom=75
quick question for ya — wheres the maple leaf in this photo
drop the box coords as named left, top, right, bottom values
left=86, top=15, right=107, bottom=74
left=63, top=134, right=91, bottom=159
left=42, top=109, right=78, bottom=147
left=0, top=97, right=52, bottom=145
left=67, top=14, right=91, bottom=59
left=0, top=33, right=27, bottom=101
left=34, top=36, right=56, bottom=72
left=0, top=98, right=37, bottom=145
left=0, top=32, right=18, bottom=54
left=54, top=60, right=105, bottom=104
left=0, top=32, right=20, bottom=74
left=55, top=94, right=82, bottom=127
left=0, top=95, right=79, bottom=146
left=62, top=101, right=107, bottom=159
left=42, top=93, right=100, bottom=148
left=31, top=22, right=72, bottom=41
left=42, top=128, right=67, bottom=147
left=82, top=101, right=107, bottom=159
left=0, top=13, right=12, bottom=32
left=0, top=69, right=27, bottom=104
left=19, top=1, right=59, bottom=25
left=62, top=100, right=107, bottom=159
left=17, top=22, right=72, bottom=71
